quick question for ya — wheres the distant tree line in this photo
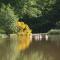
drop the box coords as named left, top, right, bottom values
left=0, top=0, right=60, bottom=33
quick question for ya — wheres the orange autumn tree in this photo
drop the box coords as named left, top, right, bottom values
left=16, top=21, right=32, bottom=51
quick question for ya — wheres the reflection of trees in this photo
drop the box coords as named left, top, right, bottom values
left=20, top=41, right=60, bottom=60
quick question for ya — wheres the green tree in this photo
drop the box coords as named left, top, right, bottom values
left=0, top=0, right=58, bottom=33
left=21, top=0, right=56, bottom=17
left=0, top=4, right=19, bottom=34
left=0, top=0, right=56, bottom=18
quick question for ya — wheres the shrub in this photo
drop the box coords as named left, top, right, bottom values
left=48, top=29, right=60, bottom=35
left=16, top=21, right=32, bottom=51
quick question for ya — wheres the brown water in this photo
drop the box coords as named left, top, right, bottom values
left=0, top=35, right=19, bottom=60
left=19, top=40, right=60, bottom=60
left=0, top=36, right=60, bottom=60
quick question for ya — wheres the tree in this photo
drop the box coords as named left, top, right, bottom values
left=0, top=4, right=19, bottom=34
left=0, top=0, right=58, bottom=33
left=0, top=0, right=56, bottom=18
left=19, top=0, right=56, bottom=18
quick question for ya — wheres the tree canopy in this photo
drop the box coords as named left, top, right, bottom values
left=0, top=0, right=60, bottom=33
left=0, top=4, right=18, bottom=34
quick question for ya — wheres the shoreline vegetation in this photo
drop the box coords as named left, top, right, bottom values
left=0, top=0, right=60, bottom=60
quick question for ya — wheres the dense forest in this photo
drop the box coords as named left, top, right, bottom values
left=0, top=0, right=60, bottom=33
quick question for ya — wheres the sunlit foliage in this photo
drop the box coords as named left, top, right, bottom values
left=16, top=21, right=32, bottom=51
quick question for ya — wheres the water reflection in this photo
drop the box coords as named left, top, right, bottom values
left=20, top=40, right=60, bottom=60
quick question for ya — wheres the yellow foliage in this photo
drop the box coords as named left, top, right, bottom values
left=16, top=21, right=32, bottom=51
left=17, top=22, right=26, bottom=29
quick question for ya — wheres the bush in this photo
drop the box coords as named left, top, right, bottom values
left=0, top=4, right=18, bottom=34
left=48, top=29, right=60, bottom=35
left=16, top=21, right=32, bottom=51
